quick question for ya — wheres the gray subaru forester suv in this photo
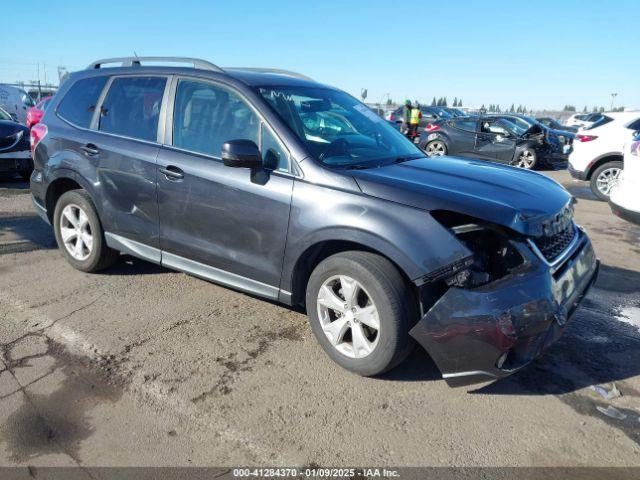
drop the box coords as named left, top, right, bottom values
left=30, top=57, right=598, bottom=386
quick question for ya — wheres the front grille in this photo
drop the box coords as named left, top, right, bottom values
left=533, top=224, right=577, bottom=262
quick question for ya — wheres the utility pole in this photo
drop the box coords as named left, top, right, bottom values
left=610, top=93, right=618, bottom=111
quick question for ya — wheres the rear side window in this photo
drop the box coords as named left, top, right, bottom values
left=57, top=76, right=108, bottom=128
left=172, top=80, right=259, bottom=157
left=99, top=77, right=166, bottom=142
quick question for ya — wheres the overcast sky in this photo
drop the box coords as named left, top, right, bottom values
left=0, top=0, right=636, bottom=110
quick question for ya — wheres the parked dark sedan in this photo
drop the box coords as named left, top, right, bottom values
left=536, top=116, right=578, bottom=133
left=419, top=116, right=568, bottom=169
left=0, top=106, right=31, bottom=179
left=491, top=114, right=574, bottom=156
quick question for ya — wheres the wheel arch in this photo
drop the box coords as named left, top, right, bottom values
left=44, top=169, right=95, bottom=223
left=585, top=153, right=623, bottom=179
left=287, top=237, right=417, bottom=309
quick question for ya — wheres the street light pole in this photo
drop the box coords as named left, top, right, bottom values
left=610, top=93, right=618, bottom=111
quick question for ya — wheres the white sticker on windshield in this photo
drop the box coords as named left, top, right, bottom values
left=353, top=104, right=383, bottom=123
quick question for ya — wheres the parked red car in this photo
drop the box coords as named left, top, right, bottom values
left=26, top=96, right=52, bottom=128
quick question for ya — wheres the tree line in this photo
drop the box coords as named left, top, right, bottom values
left=383, top=98, right=625, bottom=113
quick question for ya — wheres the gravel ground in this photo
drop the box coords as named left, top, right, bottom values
left=0, top=170, right=639, bottom=469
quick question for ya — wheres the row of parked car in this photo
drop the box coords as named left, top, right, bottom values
left=382, top=103, right=640, bottom=225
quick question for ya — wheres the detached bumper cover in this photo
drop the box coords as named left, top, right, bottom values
left=410, top=231, right=598, bottom=387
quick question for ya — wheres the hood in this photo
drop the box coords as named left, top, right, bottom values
left=351, top=156, right=572, bottom=237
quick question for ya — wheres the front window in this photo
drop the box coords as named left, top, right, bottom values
left=0, top=107, right=11, bottom=121
left=172, top=80, right=260, bottom=158
left=258, top=86, right=422, bottom=168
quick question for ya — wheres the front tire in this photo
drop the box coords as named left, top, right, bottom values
left=305, top=251, right=416, bottom=376
left=515, top=148, right=537, bottom=169
left=590, top=161, right=622, bottom=201
left=53, top=189, right=119, bottom=272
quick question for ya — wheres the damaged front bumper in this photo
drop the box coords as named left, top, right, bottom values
left=410, top=228, right=599, bottom=387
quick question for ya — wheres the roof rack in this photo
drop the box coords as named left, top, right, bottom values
left=228, top=67, right=314, bottom=82
left=87, top=57, right=224, bottom=72
left=85, top=58, right=314, bottom=82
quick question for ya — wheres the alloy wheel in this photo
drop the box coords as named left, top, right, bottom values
left=424, top=140, right=446, bottom=157
left=316, top=275, right=380, bottom=359
left=595, top=167, right=621, bottom=196
left=59, top=204, right=93, bottom=261
left=516, top=150, right=535, bottom=169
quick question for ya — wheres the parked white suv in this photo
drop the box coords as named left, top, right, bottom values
left=609, top=134, right=640, bottom=225
left=568, top=111, right=640, bottom=200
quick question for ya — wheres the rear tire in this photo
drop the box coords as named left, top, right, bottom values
left=423, top=140, right=447, bottom=157
left=53, top=189, right=119, bottom=272
left=305, top=251, right=416, bottom=376
left=590, top=161, right=622, bottom=201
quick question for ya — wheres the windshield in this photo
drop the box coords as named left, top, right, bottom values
left=0, top=107, right=11, bottom=121
left=258, top=86, right=423, bottom=167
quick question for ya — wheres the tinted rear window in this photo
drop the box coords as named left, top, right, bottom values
left=57, top=76, right=108, bottom=128
left=99, top=77, right=166, bottom=142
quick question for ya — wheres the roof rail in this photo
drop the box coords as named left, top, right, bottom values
left=87, top=57, right=224, bottom=72
left=229, top=67, right=314, bottom=82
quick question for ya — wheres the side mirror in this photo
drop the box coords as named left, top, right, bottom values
left=221, top=140, right=262, bottom=169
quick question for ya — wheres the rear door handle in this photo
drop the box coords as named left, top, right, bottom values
left=80, top=144, right=100, bottom=156
left=159, top=165, right=184, bottom=180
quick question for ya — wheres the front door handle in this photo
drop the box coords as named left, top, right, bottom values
left=159, top=165, right=184, bottom=180
left=80, top=144, right=100, bottom=156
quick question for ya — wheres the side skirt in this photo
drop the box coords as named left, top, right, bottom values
left=104, top=232, right=280, bottom=300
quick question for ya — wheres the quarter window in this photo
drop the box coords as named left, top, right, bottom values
left=99, top=77, right=166, bottom=142
left=172, top=80, right=259, bottom=157
left=57, top=76, right=108, bottom=128
left=261, top=124, right=289, bottom=172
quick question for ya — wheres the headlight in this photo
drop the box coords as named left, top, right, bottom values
left=7, top=130, right=23, bottom=142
